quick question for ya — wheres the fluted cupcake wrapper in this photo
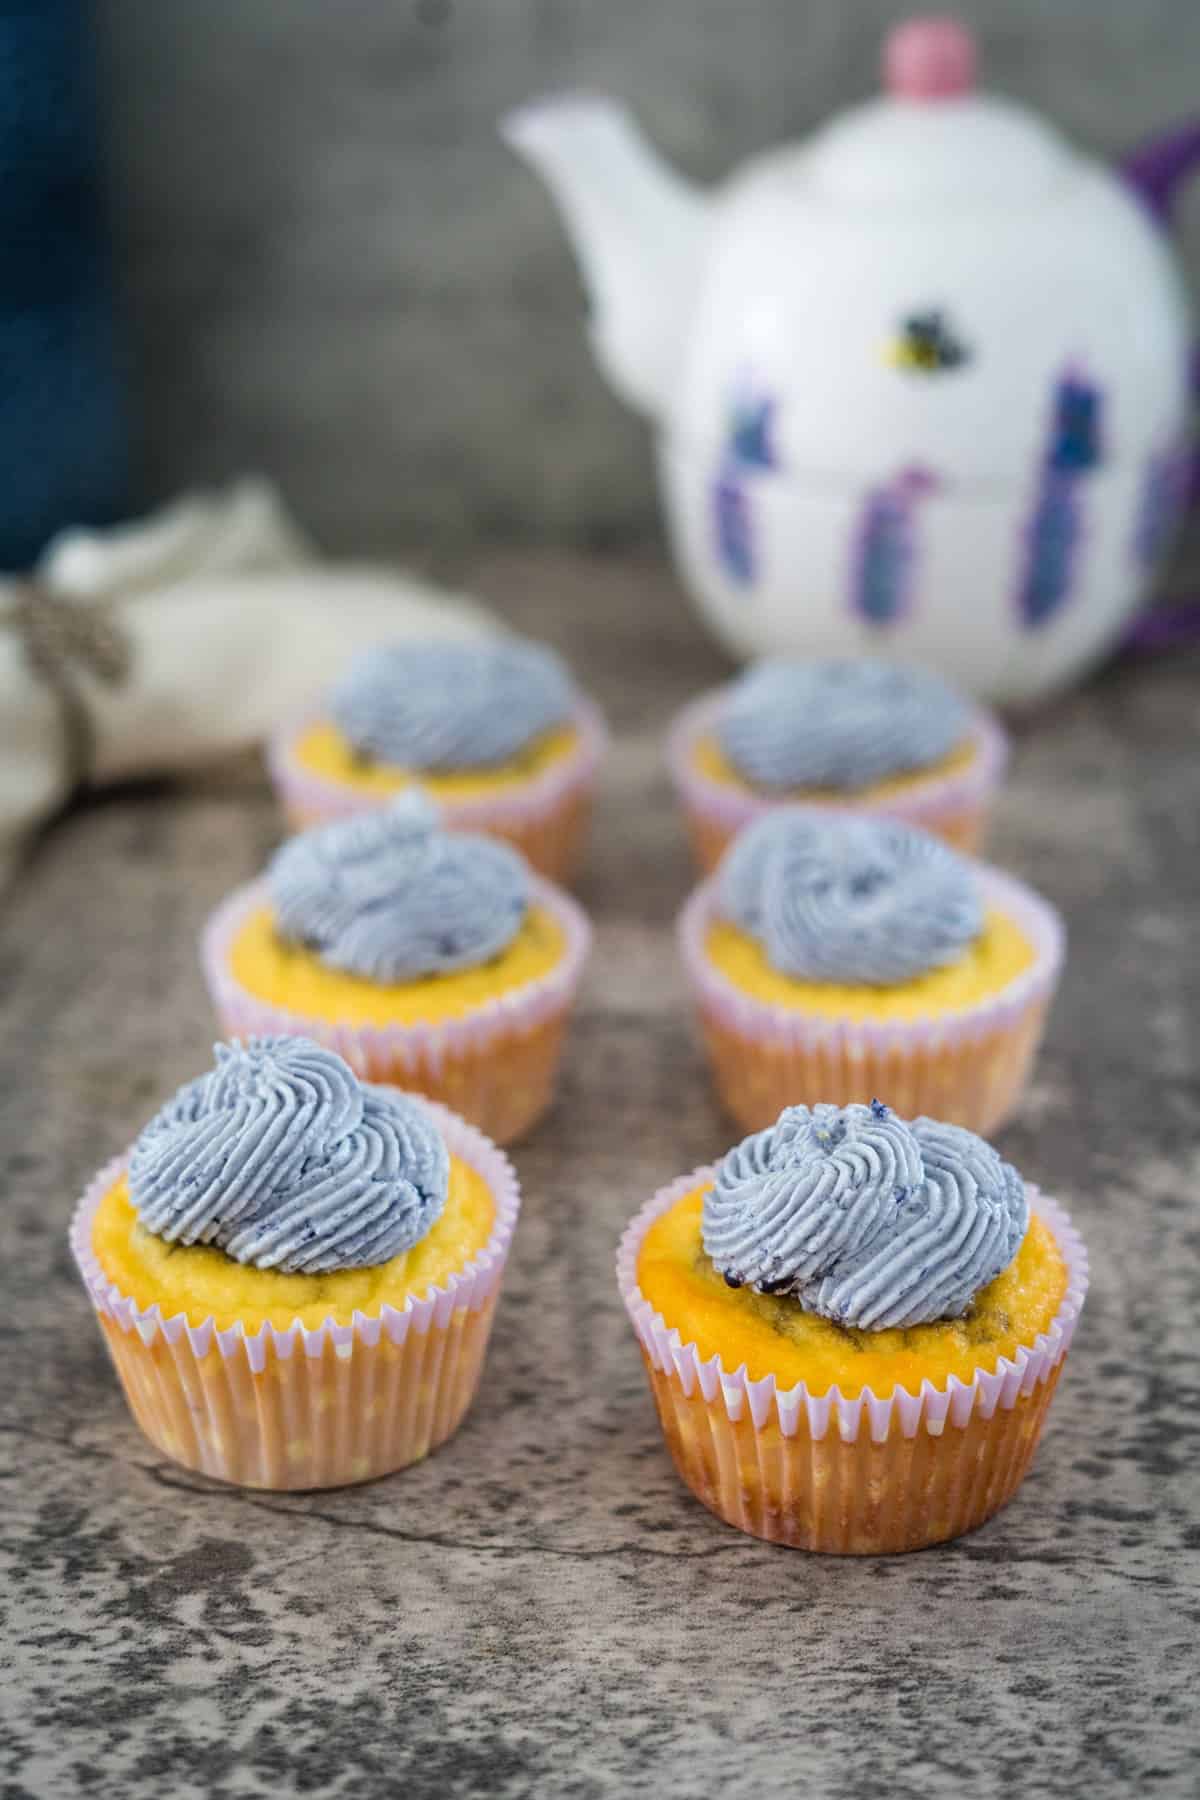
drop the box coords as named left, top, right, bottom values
left=667, top=691, right=1009, bottom=874
left=200, top=873, right=592, bottom=1145
left=617, top=1176, right=1087, bottom=1553
left=267, top=697, right=609, bottom=885
left=680, top=861, right=1064, bottom=1138
left=71, top=1098, right=520, bottom=1491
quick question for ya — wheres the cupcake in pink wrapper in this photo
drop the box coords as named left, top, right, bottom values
left=71, top=1037, right=521, bottom=1491
left=201, top=792, right=591, bottom=1146
left=667, top=658, right=1008, bottom=874
left=680, top=809, right=1063, bottom=1137
left=619, top=1100, right=1087, bottom=1554
left=267, top=634, right=607, bottom=886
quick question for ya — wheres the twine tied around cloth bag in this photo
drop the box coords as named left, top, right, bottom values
left=2, top=582, right=132, bottom=791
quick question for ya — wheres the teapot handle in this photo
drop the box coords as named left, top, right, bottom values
left=1120, top=121, right=1200, bottom=653
left=1121, top=120, right=1200, bottom=227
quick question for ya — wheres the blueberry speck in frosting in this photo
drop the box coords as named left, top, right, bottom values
left=330, top=636, right=575, bottom=771
left=128, top=1036, right=450, bottom=1274
left=718, top=809, right=982, bottom=986
left=718, top=657, right=972, bottom=791
left=702, top=1101, right=1027, bottom=1330
left=268, top=791, right=531, bottom=984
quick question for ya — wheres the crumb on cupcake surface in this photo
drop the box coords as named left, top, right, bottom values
left=637, top=1184, right=1068, bottom=1398
left=92, top=1153, right=495, bottom=1331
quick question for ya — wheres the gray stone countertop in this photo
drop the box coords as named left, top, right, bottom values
left=3, top=549, right=1198, bottom=1798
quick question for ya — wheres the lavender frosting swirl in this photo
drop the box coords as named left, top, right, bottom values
left=718, top=810, right=982, bottom=985
left=331, top=636, right=574, bottom=770
left=269, top=792, right=530, bottom=983
left=718, top=658, right=972, bottom=791
left=702, top=1100, right=1028, bottom=1330
left=128, top=1037, right=450, bottom=1273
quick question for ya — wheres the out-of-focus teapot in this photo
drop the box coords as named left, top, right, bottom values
left=504, top=16, right=1200, bottom=702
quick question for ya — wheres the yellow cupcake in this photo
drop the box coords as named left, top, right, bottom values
left=203, top=796, right=591, bottom=1146
left=267, top=636, right=608, bottom=886
left=681, top=811, right=1063, bottom=1137
left=618, top=1101, right=1088, bottom=1553
left=71, top=1039, right=522, bottom=1492
left=668, top=686, right=1009, bottom=875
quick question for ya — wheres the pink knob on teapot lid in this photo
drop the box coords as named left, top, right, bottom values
left=885, top=16, right=977, bottom=100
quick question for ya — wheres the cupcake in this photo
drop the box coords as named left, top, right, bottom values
left=267, top=634, right=607, bottom=884
left=618, top=1099, right=1087, bottom=1553
left=680, top=809, right=1063, bottom=1136
left=202, top=793, right=591, bottom=1145
left=667, top=657, right=1007, bottom=873
left=71, top=1036, right=521, bottom=1491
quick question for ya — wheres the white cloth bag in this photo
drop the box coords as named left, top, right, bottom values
left=0, top=481, right=495, bottom=888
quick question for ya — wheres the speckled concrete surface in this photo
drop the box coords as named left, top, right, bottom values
left=2, top=551, right=1198, bottom=1798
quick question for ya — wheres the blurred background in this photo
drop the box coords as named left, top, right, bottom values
left=83, top=0, right=1200, bottom=556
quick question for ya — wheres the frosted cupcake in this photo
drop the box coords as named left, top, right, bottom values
left=680, top=809, right=1062, bottom=1136
left=71, top=1036, right=521, bottom=1490
left=202, top=793, right=591, bottom=1145
left=667, top=657, right=1007, bottom=873
left=267, top=634, right=607, bottom=884
left=619, top=1099, right=1087, bottom=1553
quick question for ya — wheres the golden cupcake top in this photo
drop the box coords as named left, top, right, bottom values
left=637, top=1100, right=1069, bottom=1397
left=716, top=809, right=982, bottom=987
left=92, top=1158, right=495, bottom=1333
left=91, top=1035, right=500, bottom=1330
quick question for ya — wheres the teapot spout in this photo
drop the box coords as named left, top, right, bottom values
left=502, top=95, right=710, bottom=417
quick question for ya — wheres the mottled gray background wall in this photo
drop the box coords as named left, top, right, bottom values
left=95, top=0, right=1200, bottom=550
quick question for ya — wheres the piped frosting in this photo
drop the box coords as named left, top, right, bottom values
left=269, top=791, right=530, bottom=983
left=331, top=636, right=574, bottom=770
left=128, top=1037, right=449, bottom=1273
left=702, top=1100, right=1028, bottom=1330
left=718, top=809, right=982, bottom=986
left=718, top=658, right=972, bottom=791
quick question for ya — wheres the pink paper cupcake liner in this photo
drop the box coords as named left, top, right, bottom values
left=680, top=860, right=1064, bottom=1136
left=267, top=697, right=609, bottom=884
left=618, top=1174, right=1087, bottom=1552
left=667, top=690, right=1009, bottom=871
left=71, top=1098, right=521, bottom=1491
left=200, top=873, right=592, bottom=1144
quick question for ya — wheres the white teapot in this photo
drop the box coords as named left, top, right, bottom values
left=504, top=17, right=1200, bottom=703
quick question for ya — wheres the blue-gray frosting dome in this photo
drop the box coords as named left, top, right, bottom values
left=718, top=810, right=982, bottom=986
left=718, top=658, right=973, bottom=791
left=269, top=792, right=531, bottom=983
left=128, top=1037, right=450, bottom=1274
left=330, top=636, right=575, bottom=770
left=702, top=1100, right=1028, bottom=1331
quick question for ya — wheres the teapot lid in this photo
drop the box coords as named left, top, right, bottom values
left=801, top=17, right=1072, bottom=205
